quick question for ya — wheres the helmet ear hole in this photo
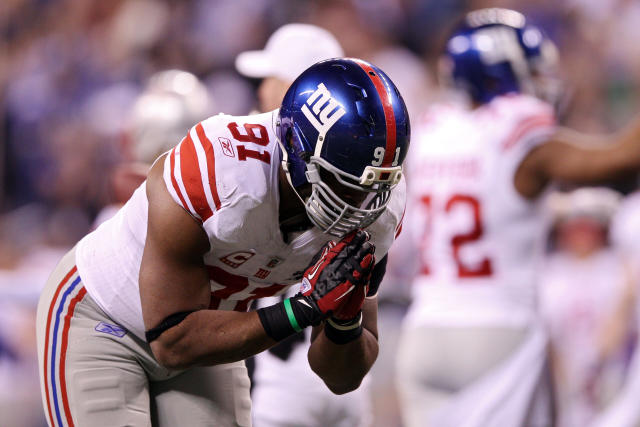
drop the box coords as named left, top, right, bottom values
left=284, top=127, right=294, bottom=148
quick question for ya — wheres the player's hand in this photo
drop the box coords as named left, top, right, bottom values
left=331, top=252, right=373, bottom=321
left=299, top=230, right=375, bottom=319
left=257, top=230, right=375, bottom=342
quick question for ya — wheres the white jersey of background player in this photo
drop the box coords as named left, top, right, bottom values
left=539, top=188, right=640, bottom=427
left=405, top=93, right=552, bottom=329
left=396, top=8, right=640, bottom=427
left=235, top=24, right=374, bottom=427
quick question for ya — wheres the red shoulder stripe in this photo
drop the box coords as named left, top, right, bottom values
left=180, top=133, right=214, bottom=221
left=502, top=114, right=555, bottom=151
left=195, top=123, right=222, bottom=211
left=169, top=147, right=189, bottom=212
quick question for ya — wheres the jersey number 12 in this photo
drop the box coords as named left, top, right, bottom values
left=419, top=194, right=493, bottom=278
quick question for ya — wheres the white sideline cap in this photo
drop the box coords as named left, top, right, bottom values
left=235, top=23, right=344, bottom=82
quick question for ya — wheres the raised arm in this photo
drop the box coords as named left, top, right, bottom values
left=515, top=115, right=640, bottom=199
left=140, top=155, right=276, bottom=369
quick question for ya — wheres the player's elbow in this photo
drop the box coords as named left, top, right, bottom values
left=325, top=378, right=363, bottom=395
left=314, top=364, right=369, bottom=395
left=151, top=330, right=196, bottom=370
left=150, top=337, right=195, bottom=370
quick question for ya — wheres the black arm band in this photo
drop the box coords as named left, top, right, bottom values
left=257, top=295, right=321, bottom=342
left=257, top=302, right=298, bottom=342
left=324, top=313, right=363, bottom=345
left=145, top=310, right=194, bottom=343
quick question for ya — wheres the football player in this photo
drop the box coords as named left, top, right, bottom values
left=236, top=24, right=374, bottom=427
left=396, top=8, right=640, bottom=427
left=539, top=188, right=639, bottom=427
left=36, top=58, right=409, bottom=426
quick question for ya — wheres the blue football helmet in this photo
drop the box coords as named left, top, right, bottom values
left=443, top=8, right=560, bottom=104
left=277, top=58, right=410, bottom=237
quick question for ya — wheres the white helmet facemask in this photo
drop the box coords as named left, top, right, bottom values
left=302, top=156, right=400, bottom=237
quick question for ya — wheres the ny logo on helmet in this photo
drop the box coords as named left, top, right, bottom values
left=301, top=83, right=346, bottom=137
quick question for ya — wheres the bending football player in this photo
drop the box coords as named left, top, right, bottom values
left=36, top=58, right=409, bottom=426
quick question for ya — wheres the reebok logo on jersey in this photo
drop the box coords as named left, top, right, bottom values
left=94, top=322, right=126, bottom=338
left=218, top=137, right=235, bottom=157
left=301, top=83, right=346, bottom=137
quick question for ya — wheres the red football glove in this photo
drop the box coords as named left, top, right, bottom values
left=299, top=230, right=375, bottom=319
left=331, top=251, right=374, bottom=321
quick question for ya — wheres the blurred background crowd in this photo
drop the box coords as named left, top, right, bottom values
left=1, top=0, right=640, bottom=426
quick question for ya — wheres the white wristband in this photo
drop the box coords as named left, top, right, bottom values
left=326, top=312, right=362, bottom=331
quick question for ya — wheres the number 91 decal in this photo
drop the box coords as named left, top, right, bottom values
left=372, top=146, right=401, bottom=167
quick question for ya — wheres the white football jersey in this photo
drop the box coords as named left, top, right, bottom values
left=538, top=250, right=638, bottom=427
left=76, top=110, right=405, bottom=340
left=403, top=94, right=555, bottom=327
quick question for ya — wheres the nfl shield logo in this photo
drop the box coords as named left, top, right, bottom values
left=300, top=278, right=312, bottom=294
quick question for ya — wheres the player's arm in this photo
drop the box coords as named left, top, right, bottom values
left=140, top=155, right=277, bottom=370
left=515, top=115, right=640, bottom=198
left=307, top=297, right=379, bottom=395
left=142, top=155, right=373, bottom=370
left=307, top=256, right=387, bottom=394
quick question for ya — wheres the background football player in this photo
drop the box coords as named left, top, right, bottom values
left=396, top=8, right=640, bottom=427
left=539, top=187, right=640, bottom=427
left=236, top=24, right=375, bottom=427
left=36, top=59, right=409, bottom=426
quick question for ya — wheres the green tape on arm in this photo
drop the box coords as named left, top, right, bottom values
left=283, top=298, right=302, bottom=332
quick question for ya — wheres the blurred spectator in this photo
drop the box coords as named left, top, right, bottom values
left=0, top=205, right=79, bottom=427
left=92, top=68, right=213, bottom=226
left=539, top=188, right=640, bottom=427
left=3, top=0, right=639, bottom=216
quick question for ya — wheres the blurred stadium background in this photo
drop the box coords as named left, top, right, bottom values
left=1, top=1, right=640, bottom=426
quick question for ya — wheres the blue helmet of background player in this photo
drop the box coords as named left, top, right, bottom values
left=277, top=58, right=410, bottom=237
left=443, top=8, right=560, bottom=105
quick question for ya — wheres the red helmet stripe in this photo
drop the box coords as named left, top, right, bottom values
left=352, top=59, right=397, bottom=167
